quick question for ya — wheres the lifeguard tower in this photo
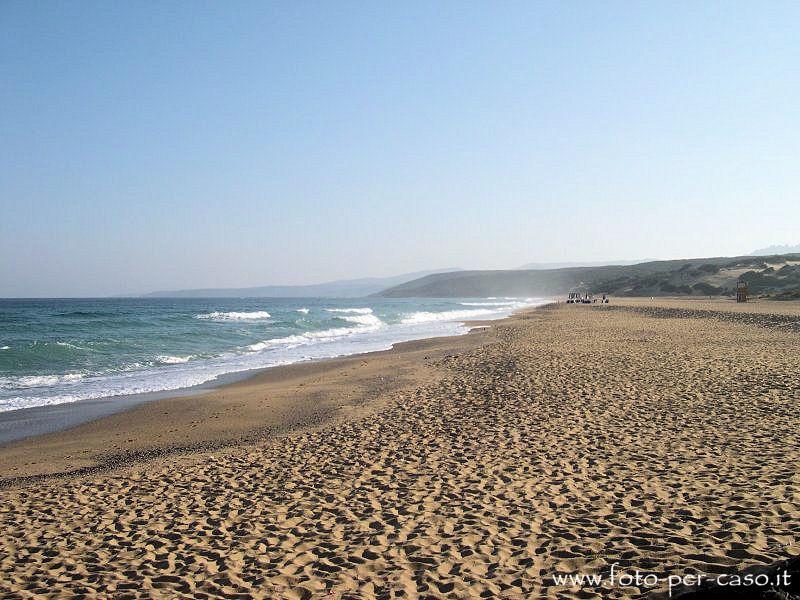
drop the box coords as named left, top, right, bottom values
left=736, top=280, right=748, bottom=303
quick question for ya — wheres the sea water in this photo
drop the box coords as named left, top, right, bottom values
left=0, top=297, right=544, bottom=412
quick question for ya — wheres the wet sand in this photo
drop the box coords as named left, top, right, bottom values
left=1, top=298, right=799, bottom=598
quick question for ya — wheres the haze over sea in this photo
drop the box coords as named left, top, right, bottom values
left=0, top=297, right=543, bottom=412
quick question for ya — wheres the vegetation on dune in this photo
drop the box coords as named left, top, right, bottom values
left=769, top=289, right=800, bottom=301
left=376, top=254, right=800, bottom=299
left=590, top=257, right=800, bottom=298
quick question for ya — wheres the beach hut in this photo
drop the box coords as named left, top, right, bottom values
left=736, top=280, right=748, bottom=303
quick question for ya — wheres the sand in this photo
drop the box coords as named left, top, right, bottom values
left=1, top=298, right=799, bottom=598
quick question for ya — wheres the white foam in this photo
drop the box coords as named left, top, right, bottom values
left=246, top=337, right=302, bottom=352
left=325, top=307, right=373, bottom=314
left=55, top=341, right=91, bottom=351
left=296, top=308, right=310, bottom=314
left=246, top=328, right=354, bottom=351
left=0, top=346, right=9, bottom=350
left=461, top=301, right=517, bottom=306
left=246, top=312, right=384, bottom=352
left=196, top=311, right=271, bottom=321
left=156, top=355, right=192, bottom=364
left=461, top=298, right=536, bottom=307
left=0, top=372, right=86, bottom=390
left=400, top=308, right=499, bottom=324
left=338, top=313, right=383, bottom=328
left=402, top=298, right=543, bottom=325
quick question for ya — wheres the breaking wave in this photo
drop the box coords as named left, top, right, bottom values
left=0, top=372, right=86, bottom=390
left=461, top=301, right=516, bottom=306
left=400, top=308, right=500, bottom=325
left=196, top=311, right=271, bottom=321
left=247, top=311, right=384, bottom=352
left=156, top=355, right=193, bottom=364
left=337, top=313, right=383, bottom=328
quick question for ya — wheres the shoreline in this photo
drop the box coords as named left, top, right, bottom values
left=0, top=303, right=541, bottom=448
left=0, top=312, right=518, bottom=484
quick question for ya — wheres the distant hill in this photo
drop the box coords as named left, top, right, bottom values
left=750, top=243, right=800, bottom=256
left=374, top=254, right=800, bottom=298
left=518, top=259, right=645, bottom=270
left=144, top=268, right=461, bottom=298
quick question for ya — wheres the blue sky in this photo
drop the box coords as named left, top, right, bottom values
left=1, top=1, right=799, bottom=296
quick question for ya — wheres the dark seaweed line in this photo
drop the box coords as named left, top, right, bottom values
left=598, top=305, right=800, bottom=334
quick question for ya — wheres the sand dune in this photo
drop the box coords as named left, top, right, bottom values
left=1, top=299, right=799, bottom=598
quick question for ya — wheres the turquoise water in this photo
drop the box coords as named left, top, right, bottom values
left=0, top=297, right=542, bottom=412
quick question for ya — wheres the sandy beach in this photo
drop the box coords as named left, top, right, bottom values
left=1, top=298, right=799, bottom=598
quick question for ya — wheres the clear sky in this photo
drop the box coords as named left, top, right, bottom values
left=2, top=1, right=799, bottom=297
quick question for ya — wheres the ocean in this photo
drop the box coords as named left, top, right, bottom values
left=0, top=296, right=543, bottom=413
